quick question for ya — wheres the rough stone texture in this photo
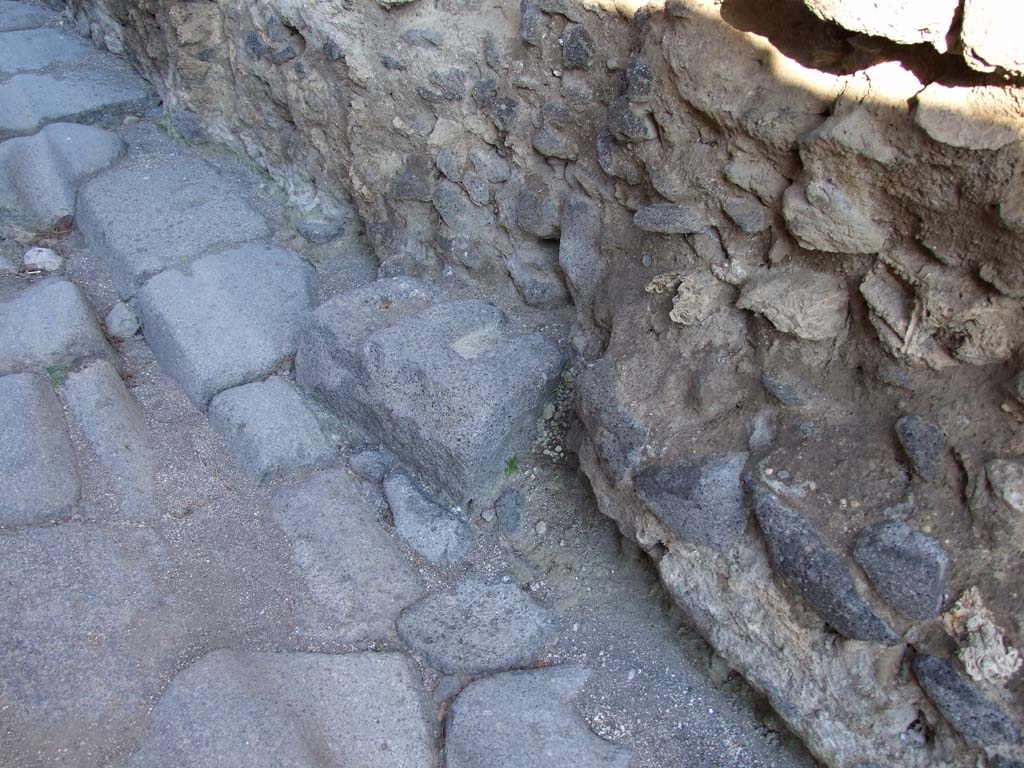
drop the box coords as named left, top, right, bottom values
left=961, top=0, right=1024, bottom=75
left=136, top=244, right=315, bottom=409
left=105, top=300, right=139, bottom=338
left=0, top=279, right=113, bottom=375
left=561, top=24, right=596, bottom=70
left=70, top=0, right=1024, bottom=763
left=77, top=150, right=269, bottom=298
left=348, top=449, right=390, bottom=482
left=125, top=650, right=434, bottom=767
left=914, top=83, right=1024, bottom=152
left=853, top=521, right=948, bottom=620
left=383, top=473, right=472, bottom=564
left=913, top=655, right=1019, bottom=747
left=0, top=28, right=90, bottom=74
left=495, top=487, right=524, bottom=535
left=0, top=372, right=80, bottom=526
left=21, top=246, right=61, bottom=272
left=63, top=359, right=158, bottom=520
left=634, top=452, right=749, bottom=552
left=272, top=471, right=426, bottom=641
left=633, top=203, right=703, bottom=234
left=298, top=279, right=563, bottom=502
left=736, top=268, right=848, bottom=341
left=445, top=666, right=636, bottom=768
left=397, top=581, right=553, bottom=674
left=209, top=376, right=333, bottom=481
left=0, top=68, right=151, bottom=139
left=782, top=180, right=887, bottom=254
left=748, top=478, right=898, bottom=644
left=802, top=0, right=958, bottom=46
left=0, top=122, right=125, bottom=230
left=0, top=523, right=176, bottom=766
left=0, top=0, right=53, bottom=31
left=895, top=415, right=945, bottom=482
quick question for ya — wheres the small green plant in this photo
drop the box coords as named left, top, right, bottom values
left=46, top=365, right=69, bottom=388
left=504, top=456, right=519, bottom=477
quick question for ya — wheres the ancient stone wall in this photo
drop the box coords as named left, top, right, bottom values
left=61, top=0, right=1024, bottom=765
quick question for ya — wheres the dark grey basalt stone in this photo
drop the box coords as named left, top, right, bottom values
left=747, top=477, right=900, bottom=644
left=853, top=521, right=948, bottom=620
left=635, top=452, right=750, bottom=552
left=607, top=96, right=656, bottom=143
left=561, top=24, right=596, bottom=70
left=520, top=0, right=546, bottom=46
left=634, top=202, right=704, bottom=234
left=624, top=57, right=654, bottom=102
left=895, top=414, right=944, bottom=481
left=913, top=654, right=1019, bottom=747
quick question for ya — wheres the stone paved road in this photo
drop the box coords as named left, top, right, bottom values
left=0, top=3, right=820, bottom=767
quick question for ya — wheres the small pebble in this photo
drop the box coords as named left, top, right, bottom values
left=105, top=301, right=140, bottom=339
left=22, top=246, right=62, bottom=273
left=480, top=507, right=496, bottom=522
left=535, top=521, right=547, bottom=535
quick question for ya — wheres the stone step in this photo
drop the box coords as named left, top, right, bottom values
left=77, top=147, right=270, bottom=298
left=0, top=68, right=151, bottom=139
left=0, top=121, right=124, bottom=230
left=125, top=650, right=435, bottom=768
left=135, top=243, right=315, bottom=409
left=297, top=277, right=564, bottom=504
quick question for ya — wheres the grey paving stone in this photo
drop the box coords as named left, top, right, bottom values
left=384, top=473, right=473, bottom=564
left=0, top=372, right=79, bottom=526
left=298, top=279, right=563, bottom=502
left=0, top=122, right=125, bottom=230
left=398, top=581, right=553, bottom=674
left=913, top=654, right=1019, bottom=747
left=0, top=1, right=54, bottom=31
left=78, top=151, right=269, bottom=298
left=63, top=359, right=158, bottom=520
left=0, top=278, right=113, bottom=375
left=272, top=470, right=426, bottom=641
left=634, top=452, right=749, bottom=553
left=446, top=665, right=636, bottom=768
left=135, top=243, right=315, bottom=409
left=125, top=650, right=434, bottom=768
left=853, top=521, right=948, bottom=620
left=0, top=28, right=89, bottom=75
left=0, top=68, right=151, bottom=139
left=349, top=449, right=391, bottom=482
left=209, top=376, right=333, bottom=481
left=0, top=523, right=175, bottom=767
left=747, top=476, right=899, bottom=644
